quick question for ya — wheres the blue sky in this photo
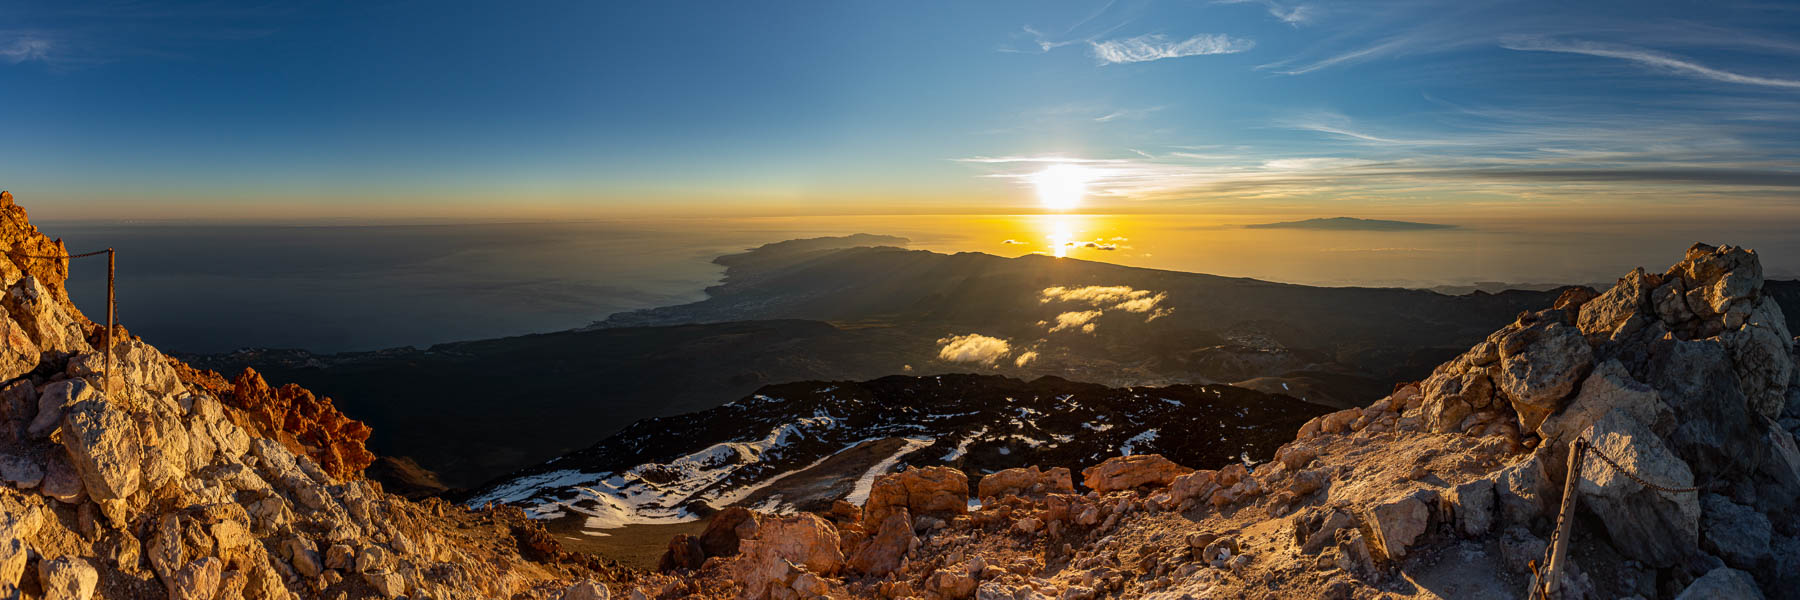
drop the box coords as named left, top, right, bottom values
left=2, top=0, right=1799, bottom=219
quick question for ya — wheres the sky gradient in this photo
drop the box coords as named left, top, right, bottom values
left=3, top=1, right=1799, bottom=221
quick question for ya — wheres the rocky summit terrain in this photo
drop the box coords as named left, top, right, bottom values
left=0, top=192, right=661, bottom=600
left=608, top=242, right=1800, bottom=600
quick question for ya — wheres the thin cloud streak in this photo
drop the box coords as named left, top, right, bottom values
left=1500, top=36, right=1800, bottom=89
left=1090, top=33, right=1254, bottom=64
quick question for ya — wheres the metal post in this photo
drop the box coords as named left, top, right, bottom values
left=1541, top=440, right=1585, bottom=599
left=104, top=248, right=114, bottom=400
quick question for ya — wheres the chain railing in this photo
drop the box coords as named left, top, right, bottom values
left=8, top=248, right=116, bottom=400
left=1526, top=437, right=1698, bottom=600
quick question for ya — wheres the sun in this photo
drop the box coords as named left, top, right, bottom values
left=1031, top=164, right=1093, bottom=211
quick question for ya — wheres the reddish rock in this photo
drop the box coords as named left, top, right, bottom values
left=1082, top=454, right=1192, bottom=493
left=977, top=466, right=1073, bottom=499
left=657, top=534, right=704, bottom=572
left=862, top=466, right=968, bottom=528
left=698, top=507, right=759, bottom=558
left=174, top=364, right=375, bottom=481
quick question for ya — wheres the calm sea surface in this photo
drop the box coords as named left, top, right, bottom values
left=39, top=214, right=1800, bottom=353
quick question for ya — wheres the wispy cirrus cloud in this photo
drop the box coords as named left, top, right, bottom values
left=1500, top=36, right=1800, bottom=90
left=0, top=37, right=52, bottom=63
left=1090, top=33, right=1254, bottom=64
left=1215, top=0, right=1316, bottom=26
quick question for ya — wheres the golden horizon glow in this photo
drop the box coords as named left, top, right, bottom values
left=1031, top=164, right=1093, bottom=211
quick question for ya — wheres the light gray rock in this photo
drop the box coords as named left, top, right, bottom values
left=1494, top=449, right=1557, bottom=527
left=1365, top=492, right=1429, bottom=560
left=1579, top=267, right=1655, bottom=338
left=1540, top=359, right=1673, bottom=445
left=28, top=379, right=94, bottom=438
left=362, top=570, right=405, bottom=599
left=1497, top=527, right=1545, bottom=574
left=1498, top=321, right=1595, bottom=432
left=57, top=395, right=142, bottom=502
left=1674, top=567, right=1764, bottom=600
left=37, top=556, right=97, bottom=600
left=0, top=454, right=42, bottom=489
left=1577, top=408, right=1699, bottom=568
left=1722, top=296, right=1793, bottom=420
left=559, top=580, right=610, bottom=600
left=0, top=313, right=37, bottom=384
left=4, top=275, right=90, bottom=355
left=1699, top=494, right=1771, bottom=570
left=1447, top=478, right=1496, bottom=537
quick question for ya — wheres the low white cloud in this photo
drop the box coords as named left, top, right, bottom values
left=936, top=333, right=1013, bottom=365
left=1002, top=239, right=1026, bottom=245
left=1048, top=310, right=1103, bottom=333
left=1013, top=351, right=1039, bottom=367
left=1041, top=285, right=1173, bottom=324
left=1091, top=33, right=1254, bottom=65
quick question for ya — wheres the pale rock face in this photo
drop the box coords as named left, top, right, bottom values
left=1674, top=567, right=1765, bottom=600
left=1698, top=494, right=1772, bottom=571
left=1722, top=296, right=1792, bottom=420
left=1497, top=320, right=1594, bottom=432
left=57, top=395, right=142, bottom=502
left=862, top=466, right=968, bottom=528
left=37, top=556, right=98, bottom=600
left=559, top=580, right=611, bottom=600
left=28, top=379, right=95, bottom=439
left=1540, top=359, right=1673, bottom=447
left=976, top=466, right=1073, bottom=499
left=1364, top=492, right=1430, bottom=560
left=1446, top=478, right=1495, bottom=538
left=1080, top=454, right=1192, bottom=493
left=740, top=513, right=843, bottom=576
left=0, top=311, right=38, bottom=383
left=4, top=275, right=90, bottom=356
left=1576, top=408, right=1699, bottom=568
left=847, top=507, right=913, bottom=576
left=170, top=556, right=221, bottom=600
left=1578, top=268, right=1655, bottom=339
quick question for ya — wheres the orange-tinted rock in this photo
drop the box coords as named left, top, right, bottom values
left=174, top=364, right=375, bottom=481
left=847, top=507, right=913, bottom=576
left=698, top=507, right=760, bottom=558
left=977, top=466, right=1073, bottom=500
left=740, top=513, right=844, bottom=576
left=1081, top=454, right=1192, bottom=493
left=863, top=466, right=968, bottom=528
left=657, top=534, right=704, bottom=572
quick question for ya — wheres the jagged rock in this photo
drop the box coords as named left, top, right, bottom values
left=1540, top=359, right=1674, bottom=447
left=1298, top=509, right=1354, bottom=555
left=741, top=513, right=843, bottom=576
left=0, top=453, right=40, bottom=489
left=1168, top=469, right=1217, bottom=505
left=978, top=466, right=1073, bottom=499
left=1699, top=494, right=1771, bottom=570
left=1080, top=454, right=1191, bottom=493
left=1493, top=448, right=1556, bottom=527
left=1497, top=319, right=1594, bottom=432
left=37, top=556, right=97, bottom=600
left=5, top=275, right=89, bottom=356
left=1446, top=478, right=1495, bottom=537
left=559, top=580, right=611, bottom=600
left=58, top=394, right=142, bottom=502
left=170, top=557, right=221, bottom=600
left=1723, top=296, right=1793, bottom=420
left=925, top=568, right=977, bottom=599
left=362, top=570, right=406, bottom=599
left=1421, top=363, right=1496, bottom=433
left=1577, top=408, right=1699, bottom=567
left=0, top=313, right=35, bottom=385
left=847, top=507, right=912, bottom=576
left=1365, top=492, right=1430, bottom=560
left=863, top=466, right=967, bottom=528
left=1497, top=527, right=1546, bottom=574
left=39, top=453, right=83, bottom=503
left=699, top=506, right=759, bottom=558
left=28, top=379, right=94, bottom=438
left=1675, top=567, right=1765, bottom=600
left=1579, top=268, right=1656, bottom=338
left=657, top=534, right=703, bottom=572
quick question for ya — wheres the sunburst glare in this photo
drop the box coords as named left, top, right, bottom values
left=1031, top=164, right=1093, bottom=211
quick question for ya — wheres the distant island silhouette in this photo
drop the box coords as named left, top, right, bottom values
left=1245, top=217, right=1457, bottom=231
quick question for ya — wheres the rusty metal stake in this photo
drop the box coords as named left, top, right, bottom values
left=104, top=248, right=114, bottom=400
left=1541, top=440, right=1585, bottom=599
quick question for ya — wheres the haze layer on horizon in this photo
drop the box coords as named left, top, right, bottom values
left=2, top=1, right=1798, bottom=226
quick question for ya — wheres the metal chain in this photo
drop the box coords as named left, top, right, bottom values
left=8, top=249, right=112, bottom=259
left=1578, top=438, right=1700, bottom=494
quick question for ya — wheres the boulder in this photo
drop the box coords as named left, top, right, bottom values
left=1421, top=365, right=1496, bottom=433
left=1577, top=408, right=1699, bottom=568
left=1698, top=494, right=1771, bottom=571
left=1497, top=321, right=1594, bottom=432
left=170, top=557, right=221, bottom=600
left=559, top=580, right=610, bottom=600
left=977, top=466, right=1073, bottom=499
left=698, top=506, right=759, bottom=558
left=1674, top=567, right=1764, bottom=600
left=656, top=534, right=703, bottom=572
left=1722, top=296, right=1793, bottom=420
left=39, top=453, right=83, bottom=503
left=1446, top=478, right=1496, bottom=537
left=37, top=556, right=97, bottom=600
left=1365, top=492, right=1430, bottom=560
left=1168, top=469, right=1218, bottom=505
left=0, top=454, right=41, bottom=489
left=740, top=513, right=843, bottom=575
left=1540, top=359, right=1674, bottom=446
left=863, top=466, right=967, bottom=528
left=58, top=395, right=142, bottom=502
left=1493, top=449, right=1557, bottom=527
left=847, top=507, right=913, bottom=576
left=1080, top=454, right=1192, bottom=493
left=28, top=379, right=94, bottom=438
left=1578, top=268, right=1655, bottom=338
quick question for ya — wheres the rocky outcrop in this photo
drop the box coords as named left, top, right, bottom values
left=976, top=466, right=1072, bottom=500
left=1079, top=454, right=1191, bottom=493
left=0, top=192, right=639, bottom=600
left=862, top=466, right=968, bottom=528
